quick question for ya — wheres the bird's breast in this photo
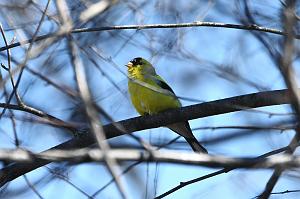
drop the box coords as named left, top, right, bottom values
left=128, top=79, right=181, bottom=115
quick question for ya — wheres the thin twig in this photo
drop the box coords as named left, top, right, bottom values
left=46, top=167, right=92, bottom=198
left=91, top=135, right=180, bottom=197
left=23, top=175, right=44, bottom=199
left=0, top=102, right=78, bottom=132
left=0, top=24, right=22, bottom=105
left=0, top=0, right=51, bottom=120
left=155, top=146, right=290, bottom=199
left=1, top=21, right=300, bottom=52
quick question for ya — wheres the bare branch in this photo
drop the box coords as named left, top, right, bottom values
left=155, top=146, right=291, bottom=199
left=79, top=0, right=113, bottom=23
left=23, top=175, right=44, bottom=199
left=63, top=0, right=127, bottom=194
left=0, top=89, right=295, bottom=187
left=0, top=88, right=293, bottom=135
left=0, top=148, right=299, bottom=169
left=258, top=1, right=298, bottom=198
left=0, top=102, right=79, bottom=131
left=1, top=21, right=299, bottom=52
left=68, top=36, right=127, bottom=198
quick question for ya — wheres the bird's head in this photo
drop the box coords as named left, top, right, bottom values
left=126, top=57, right=156, bottom=78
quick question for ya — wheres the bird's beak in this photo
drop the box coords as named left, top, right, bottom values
left=125, top=62, right=133, bottom=68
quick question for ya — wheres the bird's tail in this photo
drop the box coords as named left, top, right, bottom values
left=167, top=122, right=208, bottom=153
left=184, top=136, right=208, bottom=153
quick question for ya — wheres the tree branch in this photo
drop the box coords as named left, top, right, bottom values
left=0, top=148, right=300, bottom=169
left=258, top=1, right=298, bottom=198
left=0, top=89, right=294, bottom=187
left=155, top=145, right=291, bottom=199
left=1, top=21, right=300, bottom=52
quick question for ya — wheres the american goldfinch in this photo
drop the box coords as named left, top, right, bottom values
left=126, top=57, right=207, bottom=153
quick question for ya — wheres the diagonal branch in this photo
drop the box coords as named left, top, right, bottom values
left=155, top=145, right=291, bottom=199
left=58, top=0, right=127, bottom=196
left=0, top=89, right=294, bottom=187
left=68, top=36, right=127, bottom=199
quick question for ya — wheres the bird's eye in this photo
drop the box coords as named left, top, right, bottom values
left=131, top=57, right=142, bottom=65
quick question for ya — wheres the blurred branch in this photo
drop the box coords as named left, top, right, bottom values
left=258, top=1, right=298, bottom=198
left=194, top=124, right=295, bottom=131
left=0, top=148, right=299, bottom=169
left=1, top=21, right=300, bottom=52
left=155, top=145, right=291, bottom=199
left=68, top=35, right=127, bottom=198
left=0, top=89, right=295, bottom=187
left=0, top=102, right=78, bottom=131
left=25, top=66, right=78, bottom=99
left=79, top=0, right=114, bottom=23
left=59, top=0, right=127, bottom=195
left=0, top=0, right=51, bottom=117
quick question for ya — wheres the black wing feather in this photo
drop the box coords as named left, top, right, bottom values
left=154, top=78, right=176, bottom=95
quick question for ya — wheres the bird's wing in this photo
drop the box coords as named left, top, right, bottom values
left=151, top=75, right=177, bottom=95
left=150, top=76, right=208, bottom=153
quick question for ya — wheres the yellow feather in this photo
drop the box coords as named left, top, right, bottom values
left=128, top=77, right=180, bottom=115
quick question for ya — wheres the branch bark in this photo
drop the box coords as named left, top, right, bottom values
left=0, top=148, right=300, bottom=169
left=1, top=21, right=300, bottom=52
left=0, top=89, right=294, bottom=187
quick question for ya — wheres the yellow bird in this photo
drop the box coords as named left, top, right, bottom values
left=126, top=57, right=207, bottom=153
